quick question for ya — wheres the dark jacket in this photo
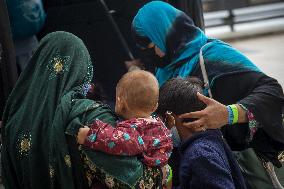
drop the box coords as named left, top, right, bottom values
left=175, top=129, right=247, bottom=189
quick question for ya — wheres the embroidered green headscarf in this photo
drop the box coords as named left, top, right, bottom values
left=1, top=31, right=143, bottom=189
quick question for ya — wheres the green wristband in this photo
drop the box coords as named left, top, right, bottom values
left=168, top=165, right=173, bottom=184
left=229, top=105, right=239, bottom=124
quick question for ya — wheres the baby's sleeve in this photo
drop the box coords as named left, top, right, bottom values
left=142, top=122, right=173, bottom=167
left=84, top=120, right=145, bottom=156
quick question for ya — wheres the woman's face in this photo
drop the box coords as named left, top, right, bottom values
left=139, top=42, right=170, bottom=68
left=149, top=43, right=165, bottom=57
left=141, top=42, right=165, bottom=57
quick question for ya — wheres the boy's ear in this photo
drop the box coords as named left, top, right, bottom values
left=165, top=111, right=176, bottom=129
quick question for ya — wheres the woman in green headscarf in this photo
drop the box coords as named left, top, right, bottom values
left=1, top=31, right=162, bottom=189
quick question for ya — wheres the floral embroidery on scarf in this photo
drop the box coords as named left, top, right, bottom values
left=278, top=151, right=284, bottom=163
left=80, top=148, right=162, bottom=188
left=17, top=133, right=32, bottom=157
left=54, top=61, right=63, bottom=73
left=64, top=155, right=72, bottom=168
left=47, top=53, right=71, bottom=80
left=49, top=165, right=55, bottom=178
left=138, top=166, right=160, bottom=189
left=105, top=175, right=115, bottom=188
left=139, top=180, right=146, bottom=189
left=145, top=177, right=154, bottom=188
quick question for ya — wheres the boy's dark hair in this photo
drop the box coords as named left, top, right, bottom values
left=156, top=77, right=206, bottom=118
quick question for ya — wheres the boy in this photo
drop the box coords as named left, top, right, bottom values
left=78, top=70, right=173, bottom=167
left=156, top=77, right=247, bottom=189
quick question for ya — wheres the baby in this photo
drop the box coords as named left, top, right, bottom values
left=78, top=70, right=173, bottom=167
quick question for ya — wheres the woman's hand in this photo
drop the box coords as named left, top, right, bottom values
left=125, top=59, right=144, bottom=71
left=179, top=92, right=228, bottom=131
left=77, top=127, right=90, bottom=144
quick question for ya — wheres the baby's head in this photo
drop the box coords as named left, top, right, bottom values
left=156, top=77, right=206, bottom=139
left=115, top=70, right=159, bottom=119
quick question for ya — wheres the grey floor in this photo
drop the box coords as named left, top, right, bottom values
left=228, top=33, right=284, bottom=87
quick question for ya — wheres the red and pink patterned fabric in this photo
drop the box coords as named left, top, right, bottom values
left=84, top=118, right=173, bottom=167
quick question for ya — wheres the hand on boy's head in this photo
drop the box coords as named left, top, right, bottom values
left=77, top=127, right=90, bottom=144
left=125, top=59, right=144, bottom=71
left=179, top=92, right=228, bottom=131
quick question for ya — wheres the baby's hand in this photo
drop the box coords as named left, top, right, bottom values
left=162, top=165, right=172, bottom=189
left=77, top=127, right=90, bottom=144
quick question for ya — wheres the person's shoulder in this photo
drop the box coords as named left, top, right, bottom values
left=183, top=130, right=225, bottom=160
left=182, top=139, right=229, bottom=173
left=184, top=139, right=218, bottom=159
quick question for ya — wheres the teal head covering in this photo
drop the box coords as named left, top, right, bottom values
left=7, top=0, right=46, bottom=39
left=133, top=1, right=180, bottom=52
left=1, top=31, right=144, bottom=189
left=1, top=31, right=93, bottom=188
left=132, top=1, right=260, bottom=87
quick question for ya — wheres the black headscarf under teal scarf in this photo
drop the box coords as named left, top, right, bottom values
left=132, top=1, right=260, bottom=87
left=1, top=31, right=144, bottom=189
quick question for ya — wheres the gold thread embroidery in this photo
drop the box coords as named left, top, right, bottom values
left=64, top=155, right=72, bottom=168
left=49, top=165, right=55, bottom=178
left=105, top=175, right=115, bottom=188
left=84, top=154, right=97, bottom=172
left=53, top=58, right=63, bottom=73
left=20, top=138, right=31, bottom=154
left=17, top=134, right=32, bottom=156
left=278, top=151, right=284, bottom=163
left=47, top=54, right=71, bottom=80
